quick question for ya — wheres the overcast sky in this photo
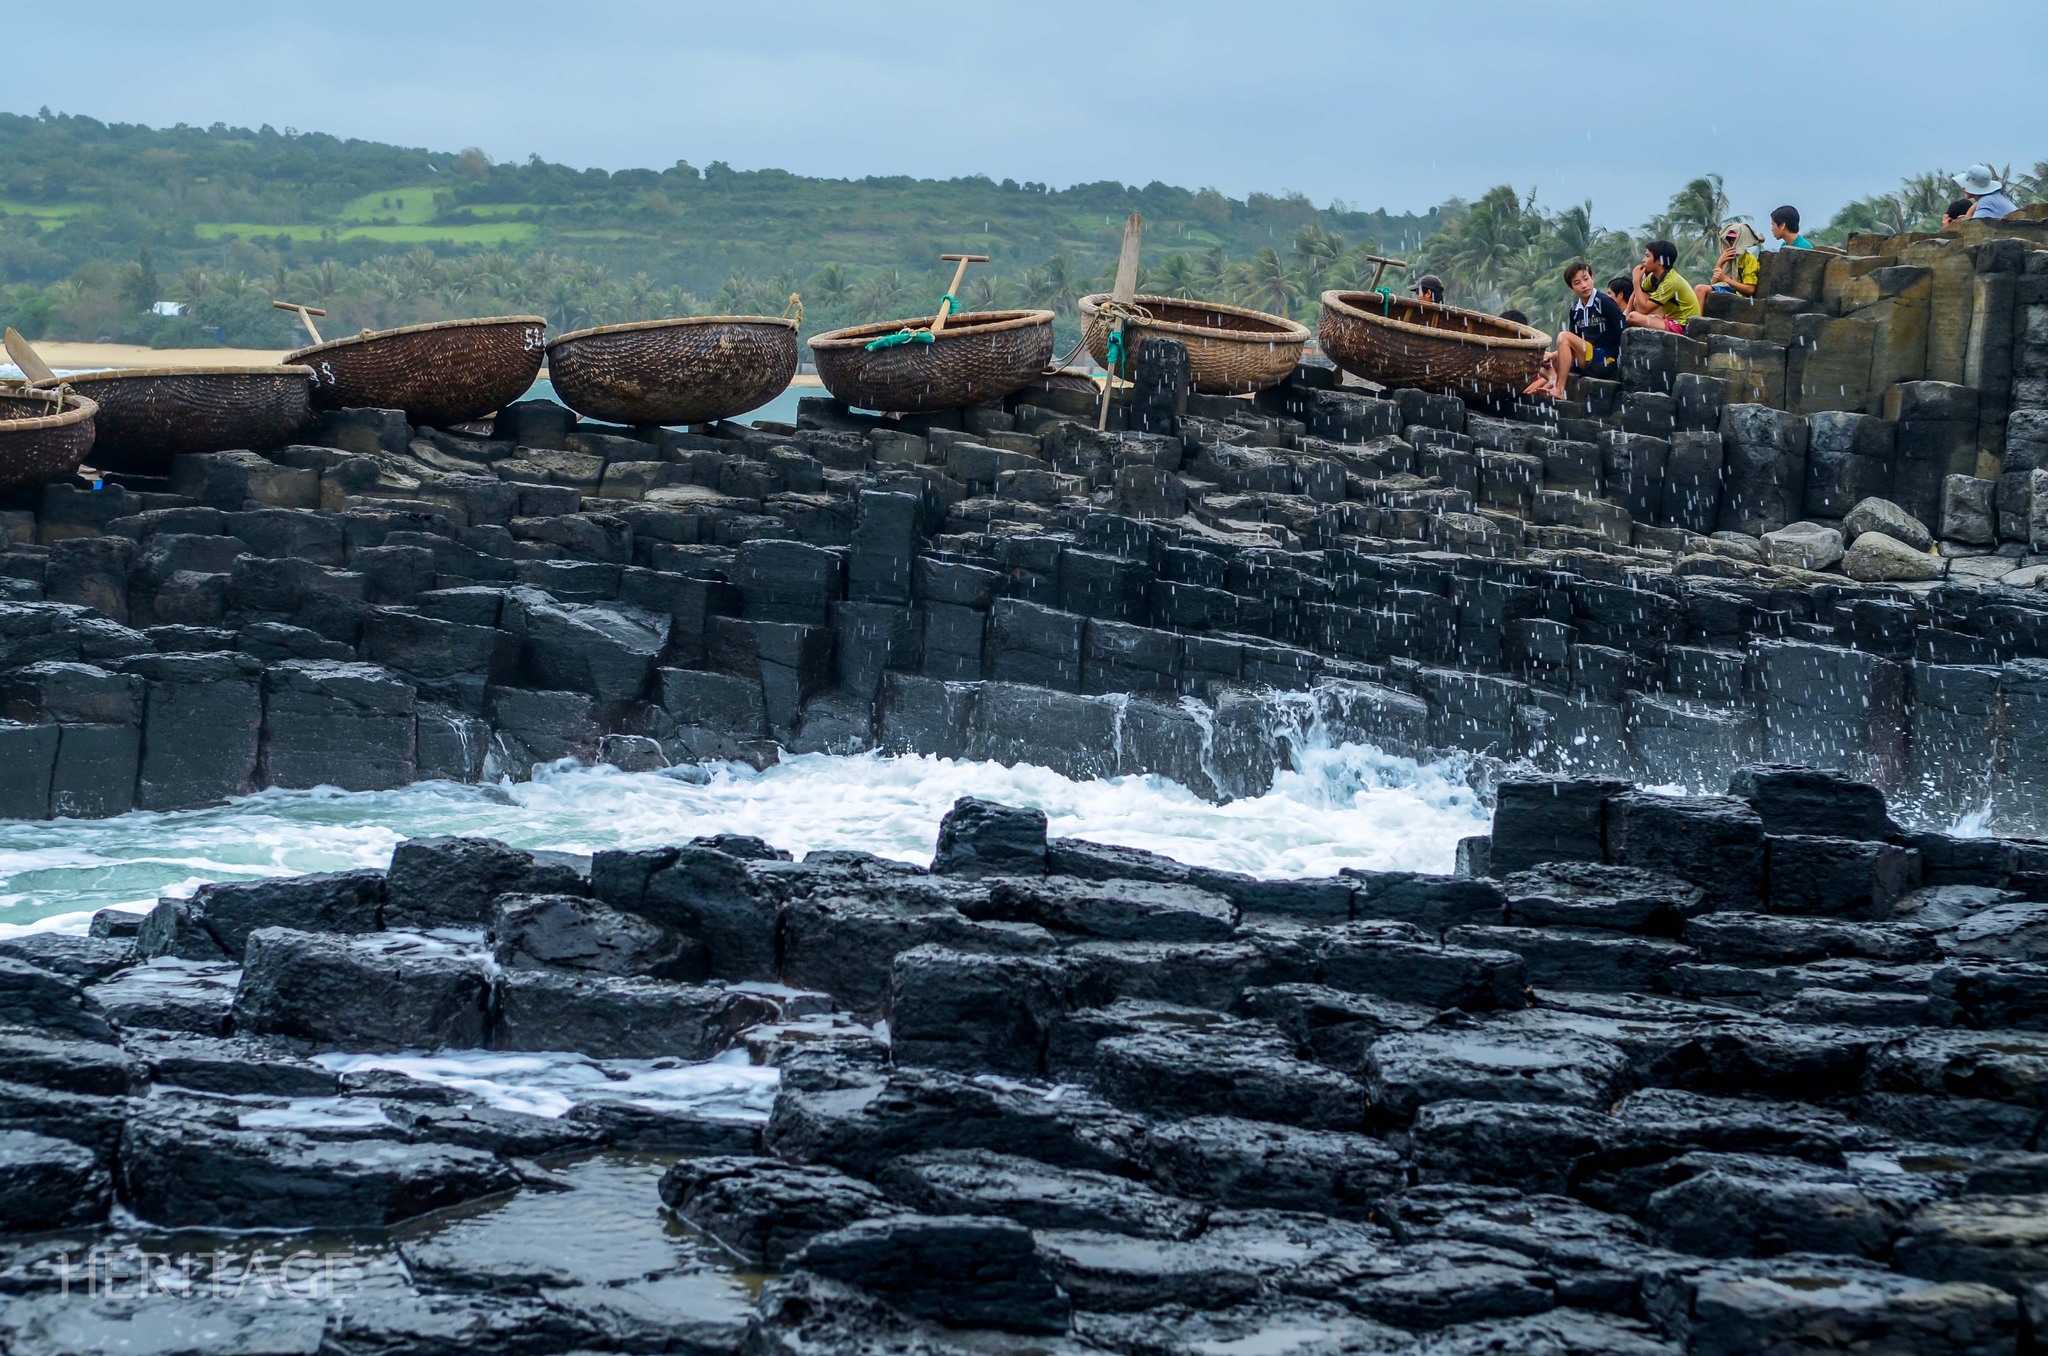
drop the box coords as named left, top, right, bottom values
left=12, top=1, right=2043, bottom=229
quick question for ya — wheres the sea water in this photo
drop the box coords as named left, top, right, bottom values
left=0, top=743, right=1489, bottom=938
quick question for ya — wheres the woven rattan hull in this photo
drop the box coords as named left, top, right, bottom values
left=289, top=316, right=546, bottom=427
left=1079, top=294, right=1309, bottom=394
left=61, top=367, right=312, bottom=475
left=1317, top=291, right=1547, bottom=406
left=0, top=390, right=96, bottom=490
left=546, top=316, right=799, bottom=426
left=809, top=310, right=1054, bottom=412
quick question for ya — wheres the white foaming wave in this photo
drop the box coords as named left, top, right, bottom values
left=0, top=742, right=1491, bottom=936
left=313, top=1048, right=780, bottom=1121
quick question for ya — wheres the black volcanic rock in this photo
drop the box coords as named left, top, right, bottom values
left=789, top=1214, right=1071, bottom=1334
left=932, top=796, right=1048, bottom=877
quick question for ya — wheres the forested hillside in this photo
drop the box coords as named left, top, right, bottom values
left=0, top=110, right=1436, bottom=349
left=0, top=109, right=2038, bottom=352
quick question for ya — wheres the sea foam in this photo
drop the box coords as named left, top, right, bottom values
left=0, top=742, right=1490, bottom=937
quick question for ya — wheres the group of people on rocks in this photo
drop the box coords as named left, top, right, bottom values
left=1429, top=162, right=2027, bottom=402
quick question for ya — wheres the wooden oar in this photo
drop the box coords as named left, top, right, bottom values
left=271, top=300, right=327, bottom=345
left=1097, top=213, right=1144, bottom=431
left=929, top=253, right=988, bottom=336
left=4, top=328, right=56, bottom=386
left=1360, top=254, right=1408, bottom=290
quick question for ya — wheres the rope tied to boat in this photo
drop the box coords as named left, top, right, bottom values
left=865, top=328, right=936, bottom=352
left=1092, top=299, right=1153, bottom=374
left=781, top=293, right=804, bottom=328
left=863, top=290, right=972, bottom=351
left=1372, top=287, right=1395, bottom=315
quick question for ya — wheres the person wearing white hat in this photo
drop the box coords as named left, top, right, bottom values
left=1954, top=164, right=2019, bottom=221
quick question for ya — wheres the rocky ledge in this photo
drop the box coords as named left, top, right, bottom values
left=0, top=227, right=2043, bottom=834
left=0, top=765, right=2044, bottom=1353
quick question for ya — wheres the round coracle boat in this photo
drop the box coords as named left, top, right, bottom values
left=1079, top=294, right=1310, bottom=394
left=0, top=388, right=96, bottom=490
left=808, top=310, right=1055, bottom=412
left=53, top=366, right=312, bottom=475
left=1317, top=290, right=1547, bottom=406
left=288, top=315, right=546, bottom=427
left=546, top=316, right=800, bottom=426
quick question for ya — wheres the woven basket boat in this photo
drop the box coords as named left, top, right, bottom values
left=0, top=388, right=96, bottom=490
left=1079, top=294, right=1309, bottom=394
left=546, top=316, right=799, bottom=426
left=53, top=366, right=312, bottom=475
left=288, top=315, right=546, bottom=427
left=809, top=309, right=1054, bottom=412
left=1318, top=290, right=1547, bottom=406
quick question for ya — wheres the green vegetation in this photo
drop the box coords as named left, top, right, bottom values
left=0, top=109, right=2039, bottom=352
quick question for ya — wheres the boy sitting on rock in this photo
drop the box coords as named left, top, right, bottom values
left=1626, top=239, right=1699, bottom=332
left=1525, top=261, right=1626, bottom=399
left=1695, top=222, right=1765, bottom=307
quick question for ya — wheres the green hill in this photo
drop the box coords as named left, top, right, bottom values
left=0, top=109, right=1439, bottom=351
left=5, top=110, right=2035, bottom=355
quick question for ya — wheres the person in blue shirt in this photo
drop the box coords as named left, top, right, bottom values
left=1954, top=164, right=2019, bottom=221
left=1525, top=261, right=1627, bottom=399
left=1770, top=206, right=1813, bottom=249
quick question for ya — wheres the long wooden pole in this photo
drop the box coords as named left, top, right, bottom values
left=929, top=253, right=988, bottom=336
left=1097, top=213, right=1144, bottom=432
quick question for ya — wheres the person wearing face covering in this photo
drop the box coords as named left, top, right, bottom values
left=1695, top=221, right=1765, bottom=308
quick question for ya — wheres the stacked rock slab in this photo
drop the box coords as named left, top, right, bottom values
left=0, top=220, right=2043, bottom=835
left=2, top=777, right=2043, bottom=1353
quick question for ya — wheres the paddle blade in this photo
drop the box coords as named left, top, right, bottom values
left=3, top=329, right=56, bottom=385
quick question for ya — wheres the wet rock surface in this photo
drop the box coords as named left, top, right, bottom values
left=0, top=773, right=2042, bottom=1352
left=11, top=237, right=2048, bottom=1342
left=6, top=292, right=2048, bottom=839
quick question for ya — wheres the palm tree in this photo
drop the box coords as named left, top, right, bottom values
left=2016, top=162, right=2048, bottom=204
left=1152, top=253, right=1202, bottom=299
left=1036, top=255, right=1076, bottom=315
left=1290, top=224, right=1346, bottom=299
left=624, top=271, right=663, bottom=317
left=857, top=269, right=905, bottom=321
left=766, top=268, right=803, bottom=312
left=1018, top=255, right=1076, bottom=315
left=542, top=275, right=591, bottom=331
left=1665, top=174, right=1738, bottom=265
left=809, top=263, right=853, bottom=308
left=1194, top=247, right=1231, bottom=297
left=963, top=274, right=1007, bottom=310
left=717, top=271, right=759, bottom=314
left=1236, top=247, right=1302, bottom=317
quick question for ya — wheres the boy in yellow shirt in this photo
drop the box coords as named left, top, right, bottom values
left=1626, top=239, right=1700, bottom=333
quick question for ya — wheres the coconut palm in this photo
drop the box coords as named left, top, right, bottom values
left=1290, top=224, right=1346, bottom=299
left=1151, top=253, right=1202, bottom=300
left=963, top=274, right=1007, bottom=310
left=1019, top=256, right=1076, bottom=315
left=541, top=275, right=591, bottom=332
left=766, top=269, right=803, bottom=314
left=717, top=271, right=760, bottom=314
left=856, top=269, right=905, bottom=321
left=808, top=263, right=853, bottom=309
left=1235, top=247, right=1302, bottom=317
left=1666, top=174, right=1739, bottom=265
left=614, top=271, right=658, bottom=317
